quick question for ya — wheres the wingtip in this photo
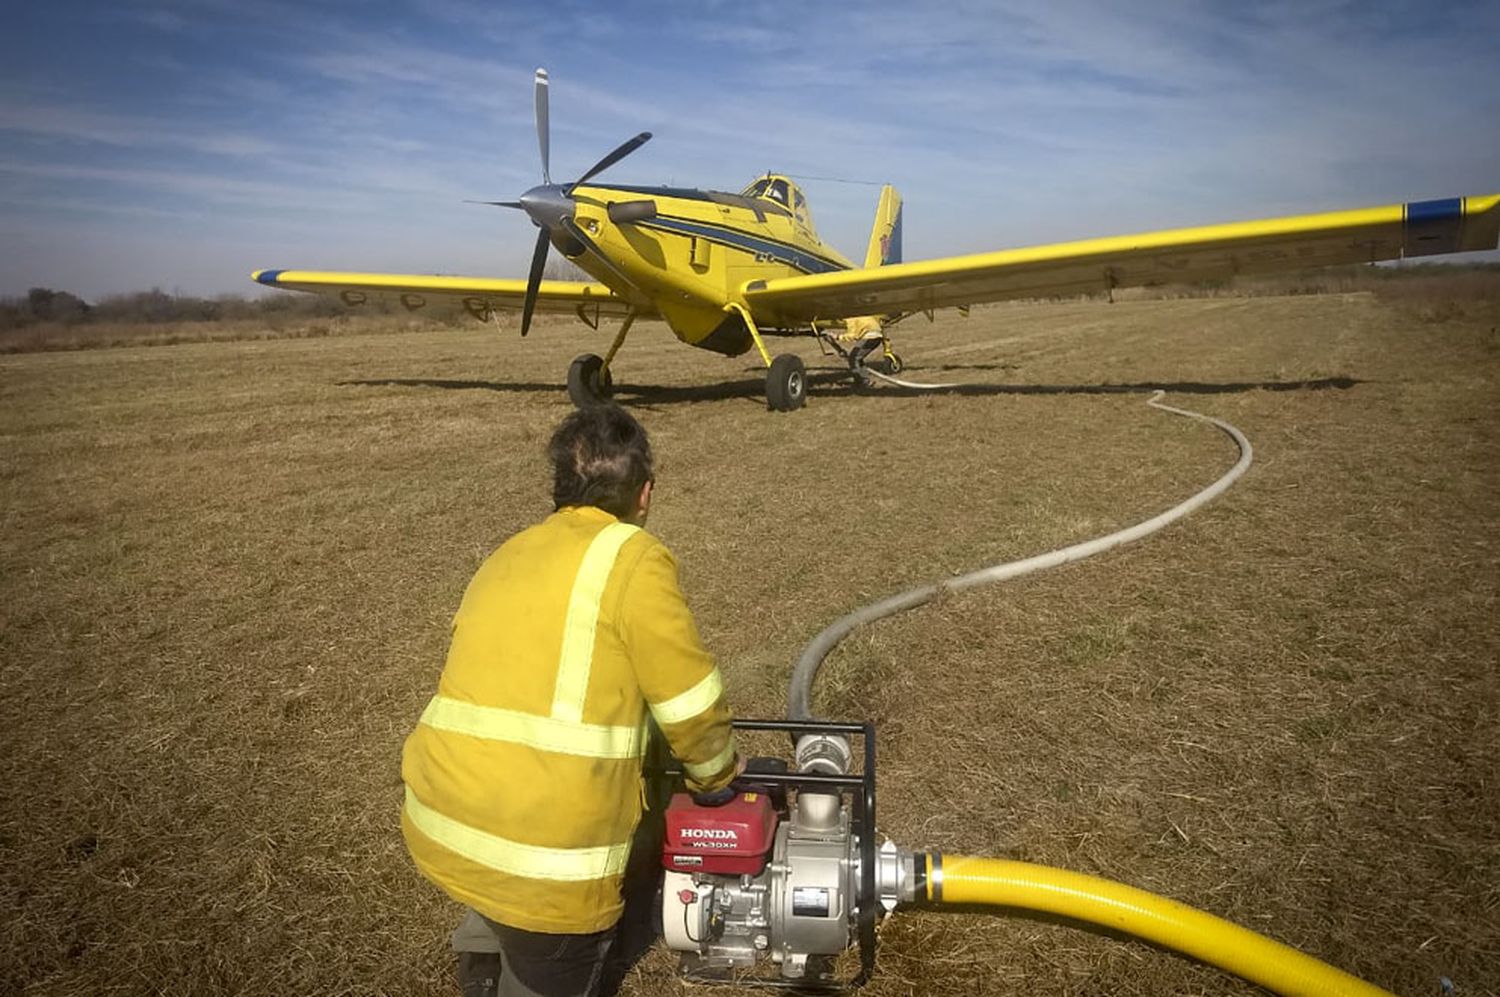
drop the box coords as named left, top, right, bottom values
left=253, top=269, right=284, bottom=286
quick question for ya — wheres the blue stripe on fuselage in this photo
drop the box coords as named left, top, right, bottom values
left=638, top=216, right=849, bottom=275
left=1404, top=197, right=1463, bottom=257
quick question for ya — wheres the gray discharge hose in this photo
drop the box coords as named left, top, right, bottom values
left=787, top=390, right=1253, bottom=720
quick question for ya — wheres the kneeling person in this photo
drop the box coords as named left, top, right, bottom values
left=401, top=404, right=739, bottom=996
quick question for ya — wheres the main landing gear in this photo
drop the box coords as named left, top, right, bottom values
left=724, top=302, right=809, bottom=412
left=567, top=353, right=613, bottom=407
left=566, top=312, right=636, bottom=409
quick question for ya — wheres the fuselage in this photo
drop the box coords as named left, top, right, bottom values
left=561, top=175, right=854, bottom=355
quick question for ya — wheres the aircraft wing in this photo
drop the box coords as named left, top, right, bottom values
left=741, top=194, right=1500, bottom=324
left=251, top=270, right=647, bottom=322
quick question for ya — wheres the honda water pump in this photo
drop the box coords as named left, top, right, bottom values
left=651, top=720, right=910, bottom=987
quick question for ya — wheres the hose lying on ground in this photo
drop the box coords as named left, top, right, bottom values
left=861, top=366, right=969, bottom=391
left=787, top=389, right=1252, bottom=720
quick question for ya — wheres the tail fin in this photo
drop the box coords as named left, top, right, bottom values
left=863, top=185, right=902, bottom=268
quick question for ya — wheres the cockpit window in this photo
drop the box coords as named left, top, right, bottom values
left=793, top=188, right=810, bottom=227
left=737, top=177, right=796, bottom=216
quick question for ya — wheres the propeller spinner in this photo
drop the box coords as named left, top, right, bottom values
left=481, top=68, right=652, bottom=337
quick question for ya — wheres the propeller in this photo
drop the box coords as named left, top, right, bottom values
left=479, top=68, right=653, bottom=336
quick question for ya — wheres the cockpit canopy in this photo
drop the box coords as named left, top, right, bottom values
left=742, top=174, right=814, bottom=231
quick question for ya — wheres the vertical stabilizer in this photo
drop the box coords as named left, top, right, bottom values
left=863, top=185, right=903, bottom=268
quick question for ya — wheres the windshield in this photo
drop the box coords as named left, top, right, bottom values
left=741, top=176, right=790, bottom=206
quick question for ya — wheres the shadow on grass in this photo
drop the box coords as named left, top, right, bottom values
left=338, top=370, right=1363, bottom=407
left=335, top=374, right=828, bottom=406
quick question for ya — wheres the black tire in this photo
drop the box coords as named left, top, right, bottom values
left=766, top=354, right=807, bottom=411
left=883, top=352, right=904, bottom=375
left=567, top=354, right=613, bottom=408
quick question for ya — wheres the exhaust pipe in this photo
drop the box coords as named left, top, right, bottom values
left=608, top=199, right=658, bottom=224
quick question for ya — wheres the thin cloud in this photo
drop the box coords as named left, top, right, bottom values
left=1, top=0, right=1495, bottom=298
left=0, top=104, right=287, bottom=158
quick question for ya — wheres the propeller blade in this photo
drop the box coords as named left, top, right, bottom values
left=569, top=131, right=652, bottom=192
left=534, top=68, right=551, bottom=185
left=520, top=226, right=550, bottom=338
left=465, top=200, right=524, bottom=209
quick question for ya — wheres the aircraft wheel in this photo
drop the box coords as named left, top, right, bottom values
left=874, top=352, right=904, bottom=376
left=567, top=353, right=613, bottom=408
left=766, top=354, right=807, bottom=411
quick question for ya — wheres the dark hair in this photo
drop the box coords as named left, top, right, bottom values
left=548, top=404, right=654, bottom=519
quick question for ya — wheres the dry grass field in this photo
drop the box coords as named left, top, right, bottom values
left=3, top=285, right=1497, bottom=995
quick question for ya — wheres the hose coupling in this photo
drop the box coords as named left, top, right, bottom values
left=875, top=841, right=918, bottom=911
left=795, top=733, right=852, bottom=775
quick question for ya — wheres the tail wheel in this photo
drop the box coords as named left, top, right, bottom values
left=766, top=354, right=807, bottom=412
left=567, top=353, right=613, bottom=408
left=874, top=352, right=904, bottom=376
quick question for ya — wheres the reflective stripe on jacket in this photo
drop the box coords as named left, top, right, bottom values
left=401, top=505, right=736, bottom=934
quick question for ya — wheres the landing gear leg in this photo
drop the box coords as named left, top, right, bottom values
left=601, top=311, right=636, bottom=378
left=725, top=302, right=807, bottom=411
left=567, top=312, right=635, bottom=409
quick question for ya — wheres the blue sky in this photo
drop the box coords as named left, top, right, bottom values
left=3, top=0, right=1497, bottom=300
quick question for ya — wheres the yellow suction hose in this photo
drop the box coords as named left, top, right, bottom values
left=923, top=854, right=1396, bottom=997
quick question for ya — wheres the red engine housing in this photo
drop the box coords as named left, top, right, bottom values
left=662, top=791, right=777, bottom=875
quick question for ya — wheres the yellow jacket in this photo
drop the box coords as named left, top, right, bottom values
left=401, top=506, right=737, bottom=934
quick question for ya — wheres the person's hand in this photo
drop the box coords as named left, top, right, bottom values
left=689, top=755, right=745, bottom=807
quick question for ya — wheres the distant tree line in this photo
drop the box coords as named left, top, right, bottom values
left=1, top=258, right=595, bottom=331
left=0, top=286, right=365, bottom=331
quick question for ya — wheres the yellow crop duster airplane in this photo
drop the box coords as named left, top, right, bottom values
left=254, top=69, right=1500, bottom=411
